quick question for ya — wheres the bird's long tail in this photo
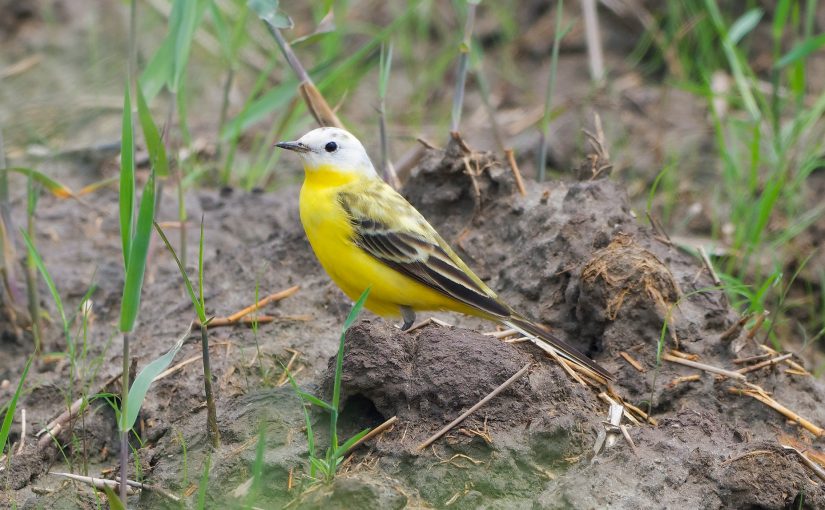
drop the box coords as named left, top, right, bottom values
left=503, top=315, right=612, bottom=382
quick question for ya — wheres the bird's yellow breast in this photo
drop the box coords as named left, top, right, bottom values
left=299, top=165, right=473, bottom=318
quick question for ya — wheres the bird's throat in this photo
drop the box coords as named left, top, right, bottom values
left=303, top=164, right=361, bottom=189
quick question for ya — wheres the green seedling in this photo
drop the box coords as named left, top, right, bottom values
left=155, top=219, right=220, bottom=447
left=286, top=288, right=372, bottom=483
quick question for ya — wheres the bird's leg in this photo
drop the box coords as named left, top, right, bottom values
left=399, top=306, right=416, bottom=331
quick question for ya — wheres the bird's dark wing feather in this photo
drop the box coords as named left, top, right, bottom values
left=338, top=190, right=509, bottom=318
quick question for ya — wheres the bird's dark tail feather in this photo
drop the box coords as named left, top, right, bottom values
left=503, top=316, right=613, bottom=382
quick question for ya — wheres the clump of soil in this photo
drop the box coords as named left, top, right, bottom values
left=2, top=136, right=824, bottom=509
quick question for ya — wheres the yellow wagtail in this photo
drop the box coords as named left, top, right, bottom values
left=277, top=127, right=612, bottom=381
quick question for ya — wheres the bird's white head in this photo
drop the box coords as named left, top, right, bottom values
left=276, top=127, right=378, bottom=179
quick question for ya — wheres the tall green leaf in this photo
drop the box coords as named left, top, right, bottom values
left=119, top=169, right=156, bottom=333
left=0, top=356, right=32, bottom=454
left=120, top=84, right=135, bottom=269
left=172, top=0, right=208, bottom=91
left=20, top=230, right=68, bottom=340
left=776, top=33, right=825, bottom=68
left=154, top=221, right=206, bottom=322
left=123, top=323, right=191, bottom=431
left=103, top=485, right=127, bottom=510
left=136, top=85, right=169, bottom=178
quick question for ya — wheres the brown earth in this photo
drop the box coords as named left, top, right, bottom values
left=1, top=138, right=824, bottom=509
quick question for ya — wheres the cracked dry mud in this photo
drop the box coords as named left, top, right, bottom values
left=2, top=138, right=824, bottom=509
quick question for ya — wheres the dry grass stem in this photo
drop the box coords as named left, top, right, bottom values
left=276, top=349, right=300, bottom=386
left=483, top=328, right=517, bottom=338
left=418, top=363, right=530, bottom=450
left=17, top=408, right=26, bottom=454
left=747, top=311, right=768, bottom=340
left=619, top=351, right=645, bottom=372
left=781, top=445, right=825, bottom=482
left=405, top=317, right=454, bottom=333
left=735, top=353, right=792, bottom=375
left=662, top=353, right=746, bottom=380
left=698, top=246, right=722, bottom=286
left=196, top=286, right=300, bottom=328
left=720, top=313, right=752, bottom=341
left=50, top=472, right=136, bottom=495
left=345, top=416, right=398, bottom=454
left=504, top=149, right=526, bottom=196
left=667, top=374, right=701, bottom=388
left=667, top=349, right=699, bottom=361
left=719, top=449, right=774, bottom=466
left=732, top=353, right=771, bottom=364
left=153, top=355, right=202, bottom=382
left=728, top=386, right=824, bottom=437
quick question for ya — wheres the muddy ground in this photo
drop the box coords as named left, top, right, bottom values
left=0, top=137, right=824, bottom=509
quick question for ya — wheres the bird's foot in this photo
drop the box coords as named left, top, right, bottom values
left=399, top=306, right=416, bottom=331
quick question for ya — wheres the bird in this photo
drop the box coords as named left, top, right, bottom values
left=276, top=127, right=612, bottom=382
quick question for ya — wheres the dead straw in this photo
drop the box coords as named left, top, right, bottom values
left=345, top=416, right=398, bottom=454
left=662, top=352, right=746, bottom=380
left=728, top=386, right=824, bottom=437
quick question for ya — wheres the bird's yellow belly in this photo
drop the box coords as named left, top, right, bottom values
left=299, top=182, right=468, bottom=318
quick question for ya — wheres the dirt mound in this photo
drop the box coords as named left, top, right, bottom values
left=316, top=139, right=825, bottom=508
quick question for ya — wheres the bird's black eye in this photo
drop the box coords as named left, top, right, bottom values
left=324, top=141, right=338, bottom=153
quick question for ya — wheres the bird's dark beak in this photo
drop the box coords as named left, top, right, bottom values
left=275, top=141, right=310, bottom=153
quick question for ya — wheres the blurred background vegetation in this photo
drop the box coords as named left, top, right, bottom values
left=0, top=0, right=824, bottom=372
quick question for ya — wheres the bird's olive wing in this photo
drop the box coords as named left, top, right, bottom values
left=338, top=192, right=509, bottom=318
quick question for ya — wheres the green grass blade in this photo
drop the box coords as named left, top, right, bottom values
left=124, top=322, right=192, bottom=431
left=120, top=84, right=135, bottom=269
left=172, top=0, right=208, bottom=92
left=136, top=85, right=169, bottom=178
left=102, top=485, right=127, bottom=510
left=249, top=0, right=293, bottom=30
left=196, top=454, right=211, bottom=510
left=333, top=427, right=371, bottom=459
left=119, top=170, right=156, bottom=333
left=728, top=8, right=762, bottom=44
left=20, top=229, right=68, bottom=339
left=3, top=168, right=75, bottom=199
left=0, top=356, right=32, bottom=454
left=776, top=33, right=825, bottom=69
left=198, top=217, right=205, bottom=313
left=154, top=222, right=206, bottom=322
left=140, top=37, right=175, bottom=101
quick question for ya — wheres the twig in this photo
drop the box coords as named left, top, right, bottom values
left=729, top=387, right=824, bottom=437
left=197, top=286, right=299, bottom=328
left=115, top=477, right=182, bottom=502
left=345, top=416, right=398, bottom=454
left=619, top=351, right=645, bottom=372
left=736, top=353, right=792, bottom=375
left=50, top=471, right=136, bottom=494
left=662, top=353, right=746, bottom=380
left=504, top=149, right=526, bottom=196
left=418, top=363, right=530, bottom=450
